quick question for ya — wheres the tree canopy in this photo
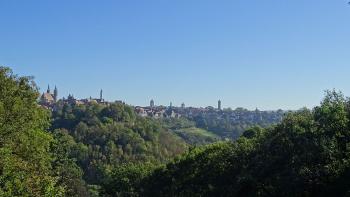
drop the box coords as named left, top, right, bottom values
left=0, top=67, right=63, bottom=196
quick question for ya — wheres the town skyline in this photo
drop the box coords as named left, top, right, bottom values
left=39, top=83, right=284, bottom=128
left=41, top=84, right=285, bottom=111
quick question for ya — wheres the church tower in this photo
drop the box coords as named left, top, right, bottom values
left=150, top=99, right=155, bottom=108
left=47, top=85, right=50, bottom=93
left=218, top=100, right=222, bottom=111
left=54, top=86, right=58, bottom=102
left=100, top=89, right=103, bottom=101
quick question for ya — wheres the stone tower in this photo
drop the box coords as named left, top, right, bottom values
left=47, top=85, right=50, bottom=93
left=218, top=100, right=222, bottom=111
left=100, top=89, right=103, bottom=101
left=54, top=86, right=58, bottom=102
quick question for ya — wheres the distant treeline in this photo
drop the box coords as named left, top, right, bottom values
left=187, top=108, right=284, bottom=139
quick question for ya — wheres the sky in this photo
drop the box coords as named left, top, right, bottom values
left=1, top=0, right=350, bottom=110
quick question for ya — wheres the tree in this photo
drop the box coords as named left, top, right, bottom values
left=0, top=67, right=63, bottom=196
left=51, top=129, right=90, bottom=196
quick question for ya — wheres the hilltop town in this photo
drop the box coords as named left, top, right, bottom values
left=40, top=85, right=284, bottom=139
left=40, top=85, right=109, bottom=108
left=40, top=86, right=283, bottom=118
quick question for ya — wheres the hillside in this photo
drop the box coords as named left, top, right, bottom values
left=102, top=90, right=350, bottom=196
left=174, top=127, right=220, bottom=145
left=50, top=101, right=188, bottom=189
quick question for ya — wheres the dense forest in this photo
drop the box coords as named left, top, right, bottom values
left=2, top=66, right=350, bottom=196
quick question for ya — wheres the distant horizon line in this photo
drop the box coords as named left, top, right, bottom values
left=41, top=85, right=294, bottom=111
left=40, top=84, right=312, bottom=111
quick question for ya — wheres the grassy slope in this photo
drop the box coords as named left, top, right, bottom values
left=174, top=127, right=220, bottom=145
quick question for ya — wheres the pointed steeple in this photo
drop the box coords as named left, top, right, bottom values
left=47, top=85, right=50, bottom=93
left=53, top=86, right=58, bottom=102
left=100, top=89, right=103, bottom=101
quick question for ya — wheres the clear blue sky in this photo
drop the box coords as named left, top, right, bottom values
left=1, top=0, right=350, bottom=110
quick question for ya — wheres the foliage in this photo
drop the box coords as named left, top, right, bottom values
left=159, top=117, right=220, bottom=145
left=104, top=90, right=350, bottom=196
left=189, top=108, right=284, bottom=139
left=50, top=101, right=188, bottom=186
left=5, top=66, right=350, bottom=196
left=100, top=163, right=156, bottom=197
left=51, top=129, right=90, bottom=196
left=0, top=67, right=63, bottom=196
left=159, top=117, right=196, bottom=130
left=174, top=127, right=220, bottom=145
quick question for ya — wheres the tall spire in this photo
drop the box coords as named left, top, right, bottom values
left=47, top=85, right=50, bottom=93
left=53, top=86, right=58, bottom=102
left=100, top=89, right=103, bottom=101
